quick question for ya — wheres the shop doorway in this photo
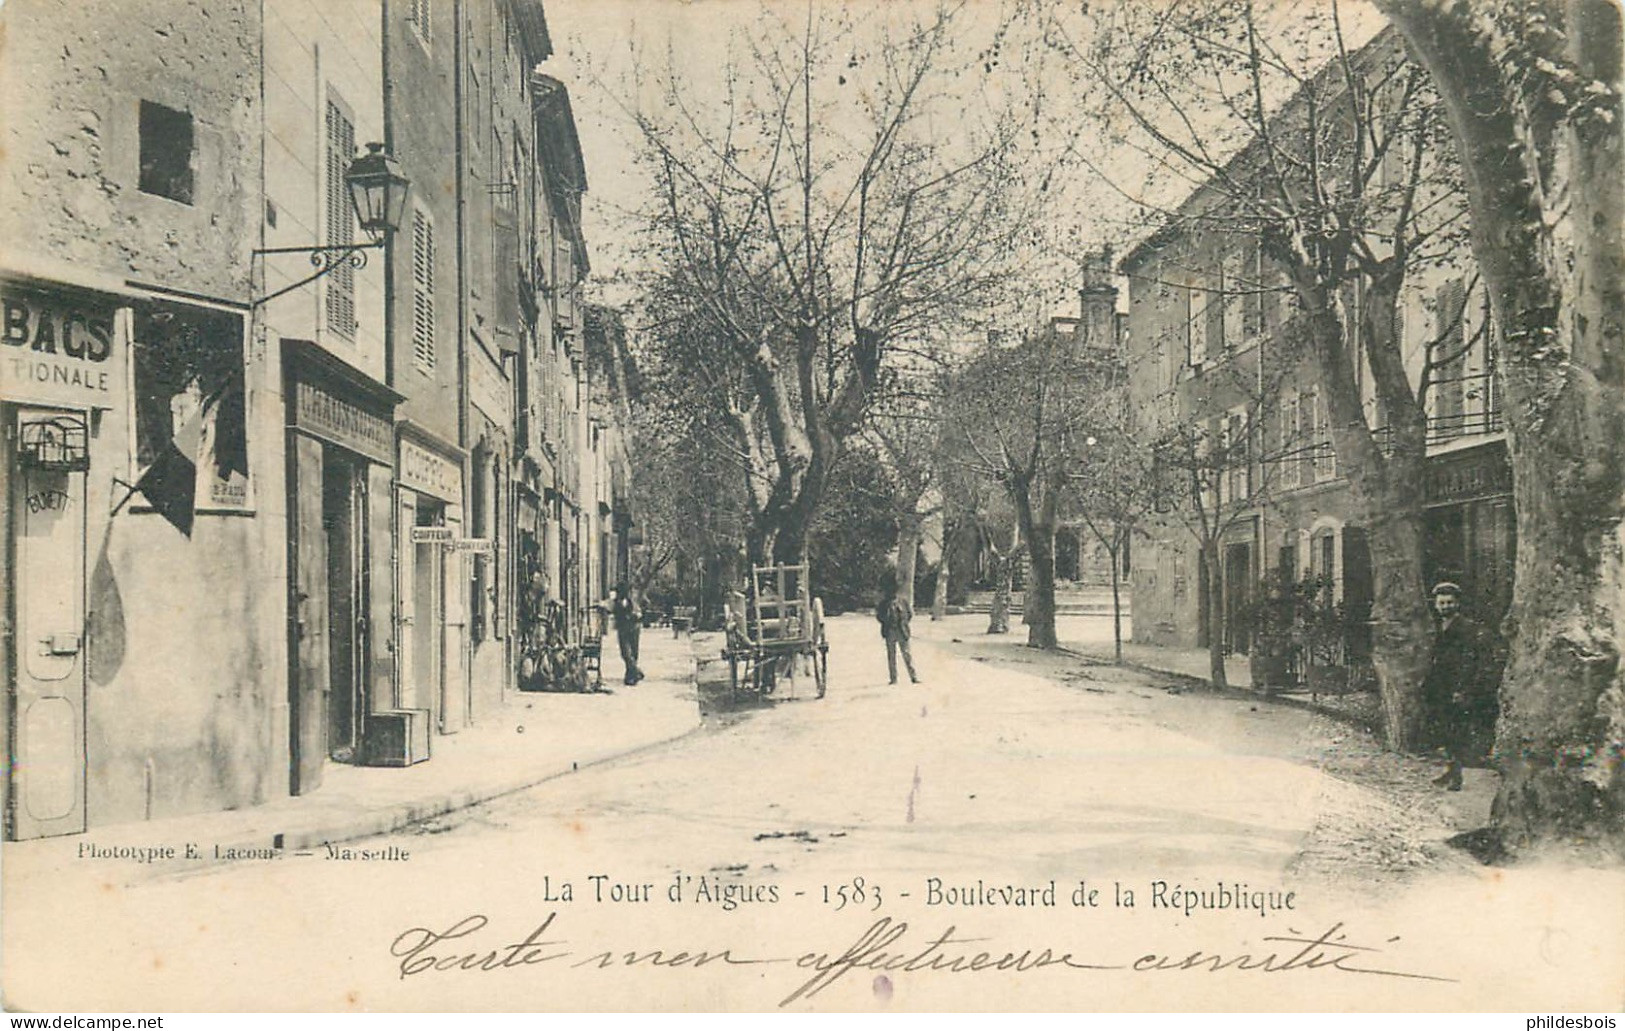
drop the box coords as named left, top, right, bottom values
left=322, top=450, right=366, bottom=763
left=1223, top=542, right=1252, bottom=656
left=409, top=498, right=446, bottom=730
left=288, top=438, right=370, bottom=794
left=4, top=406, right=89, bottom=839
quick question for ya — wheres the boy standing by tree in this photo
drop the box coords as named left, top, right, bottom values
left=1422, top=582, right=1497, bottom=790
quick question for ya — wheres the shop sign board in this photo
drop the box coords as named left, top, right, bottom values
left=399, top=438, right=461, bottom=502
left=292, top=380, right=393, bottom=465
left=1425, top=442, right=1512, bottom=506
left=407, top=526, right=491, bottom=553
left=1, top=283, right=124, bottom=409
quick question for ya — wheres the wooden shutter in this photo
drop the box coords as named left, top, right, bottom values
left=1279, top=392, right=1300, bottom=490
left=554, top=237, right=574, bottom=326
left=325, top=99, right=357, bottom=339
left=1187, top=281, right=1207, bottom=369
left=1435, top=278, right=1466, bottom=429
left=412, top=210, right=436, bottom=371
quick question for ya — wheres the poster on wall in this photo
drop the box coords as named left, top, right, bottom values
left=129, top=301, right=251, bottom=516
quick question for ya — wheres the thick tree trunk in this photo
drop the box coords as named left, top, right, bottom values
left=932, top=555, right=949, bottom=621
left=1296, top=289, right=1434, bottom=751
left=1364, top=498, right=1433, bottom=750
left=895, top=517, right=922, bottom=617
left=1358, top=270, right=1436, bottom=752
left=771, top=520, right=810, bottom=566
left=1201, top=545, right=1229, bottom=689
left=987, top=524, right=1014, bottom=635
left=987, top=557, right=1012, bottom=634
left=1379, top=0, right=1625, bottom=854
left=1109, top=536, right=1124, bottom=664
left=1014, top=488, right=1059, bottom=650
left=1024, top=524, right=1058, bottom=649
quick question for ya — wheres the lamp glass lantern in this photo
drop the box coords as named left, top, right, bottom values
left=346, top=142, right=410, bottom=241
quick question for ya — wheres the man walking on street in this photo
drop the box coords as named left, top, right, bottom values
left=612, top=581, right=644, bottom=685
left=1422, top=581, right=1496, bottom=791
left=875, top=577, right=920, bottom=685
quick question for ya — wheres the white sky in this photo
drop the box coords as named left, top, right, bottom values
left=539, top=0, right=1387, bottom=321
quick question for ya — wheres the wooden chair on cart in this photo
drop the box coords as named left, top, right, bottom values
left=722, top=563, right=829, bottom=702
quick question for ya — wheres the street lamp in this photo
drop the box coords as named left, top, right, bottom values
left=344, top=142, right=411, bottom=242
left=252, top=142, right=410, bottom=307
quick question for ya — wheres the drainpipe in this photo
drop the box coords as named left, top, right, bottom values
left=381, top=0, right=403, bottom=711
left=454, top=0, right=469, bottom=453
left=381, top=0, right=396, bottom=391
left=453, top=0, right=473, bottom=720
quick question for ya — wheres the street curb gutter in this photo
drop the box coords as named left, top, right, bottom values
left=1056, top=647, right=1384, bottom=737
left=145, top=643, right=707, bottom=880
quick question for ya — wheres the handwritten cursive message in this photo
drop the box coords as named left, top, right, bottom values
left=388, top=913, right=1456, bottom=1006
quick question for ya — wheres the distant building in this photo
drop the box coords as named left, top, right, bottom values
left=1050, top=250, right=1130, bottom=587
left=1119, top=29, right=1512, bottom=657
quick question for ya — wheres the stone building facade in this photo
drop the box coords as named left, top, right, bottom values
left=2, top=0, right=633, bottom=838
left=1120, top=30, right=1512, bottom=659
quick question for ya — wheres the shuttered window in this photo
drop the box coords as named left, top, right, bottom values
left=553, top=236, right=575, bottom=326
left=412, top=209, right=436, bottom=372
left=1279, top=391, right=1301, bottom=490
left=1434, top=278, right=1467, bottom=431
left=1310, top=389, right=1337, bottom=482
left=1187, top=274, right=1209, bottom=370
left=325, top=98, right=357, bottom=339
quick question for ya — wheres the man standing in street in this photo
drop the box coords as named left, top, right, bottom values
left=875, top=577, right=921, bottom=685
left=1422, top=581, right=1496, bottom=790
left=612, top=581, right=643, bottom=685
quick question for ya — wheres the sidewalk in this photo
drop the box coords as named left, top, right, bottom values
left=1059, top=633, right=1385, bottom=731
left=923, top=610, right=1380, bottom=731
left=4, top=630, right=701, bottom=886
left=1064, top=637, right=1254, bottom=688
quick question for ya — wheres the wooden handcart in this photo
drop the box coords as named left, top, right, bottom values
left=722, top=563, right=829, bottom=701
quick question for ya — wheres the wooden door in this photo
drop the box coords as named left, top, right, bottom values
left=367, top=464, right=396, bottom=714
left=1224, top=543, right=1252, bottom=656
left=289, top=435, right=327, bottom=795
left=398, top=493, right=419, bottom=712
left=6, top=408, right=88, bottom=839
left=441, top=510, right=468, bottom=732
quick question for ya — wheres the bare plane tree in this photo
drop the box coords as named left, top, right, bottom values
left=1370, top=0, right=1625, bottom=855
left=623, top=4, right=1039, bottom=566
left=1050, top=0, right=1476, bottom=749
left=1149, top=364, right=1293, bottom=688
left=943, top=327, right=1122, bottom=649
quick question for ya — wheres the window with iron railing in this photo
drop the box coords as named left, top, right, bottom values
left=1426, top=280, right=1503, bottom=445
left=1428, top=368, right=1504, bottom=443
left=1310, top=390, right=1337, bottom=482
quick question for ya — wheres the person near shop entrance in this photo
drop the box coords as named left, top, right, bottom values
left=612, top=581, right=644, bottom=685
left=1422, top=581, right=1497, bottom=791
left=875, top=576, right=920, bottom=685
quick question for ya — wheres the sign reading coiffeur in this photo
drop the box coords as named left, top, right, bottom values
left=1, top=283, right=123, bottom=408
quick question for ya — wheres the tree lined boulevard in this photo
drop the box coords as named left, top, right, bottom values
left=6, top=616, right=1620, bottom=1010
